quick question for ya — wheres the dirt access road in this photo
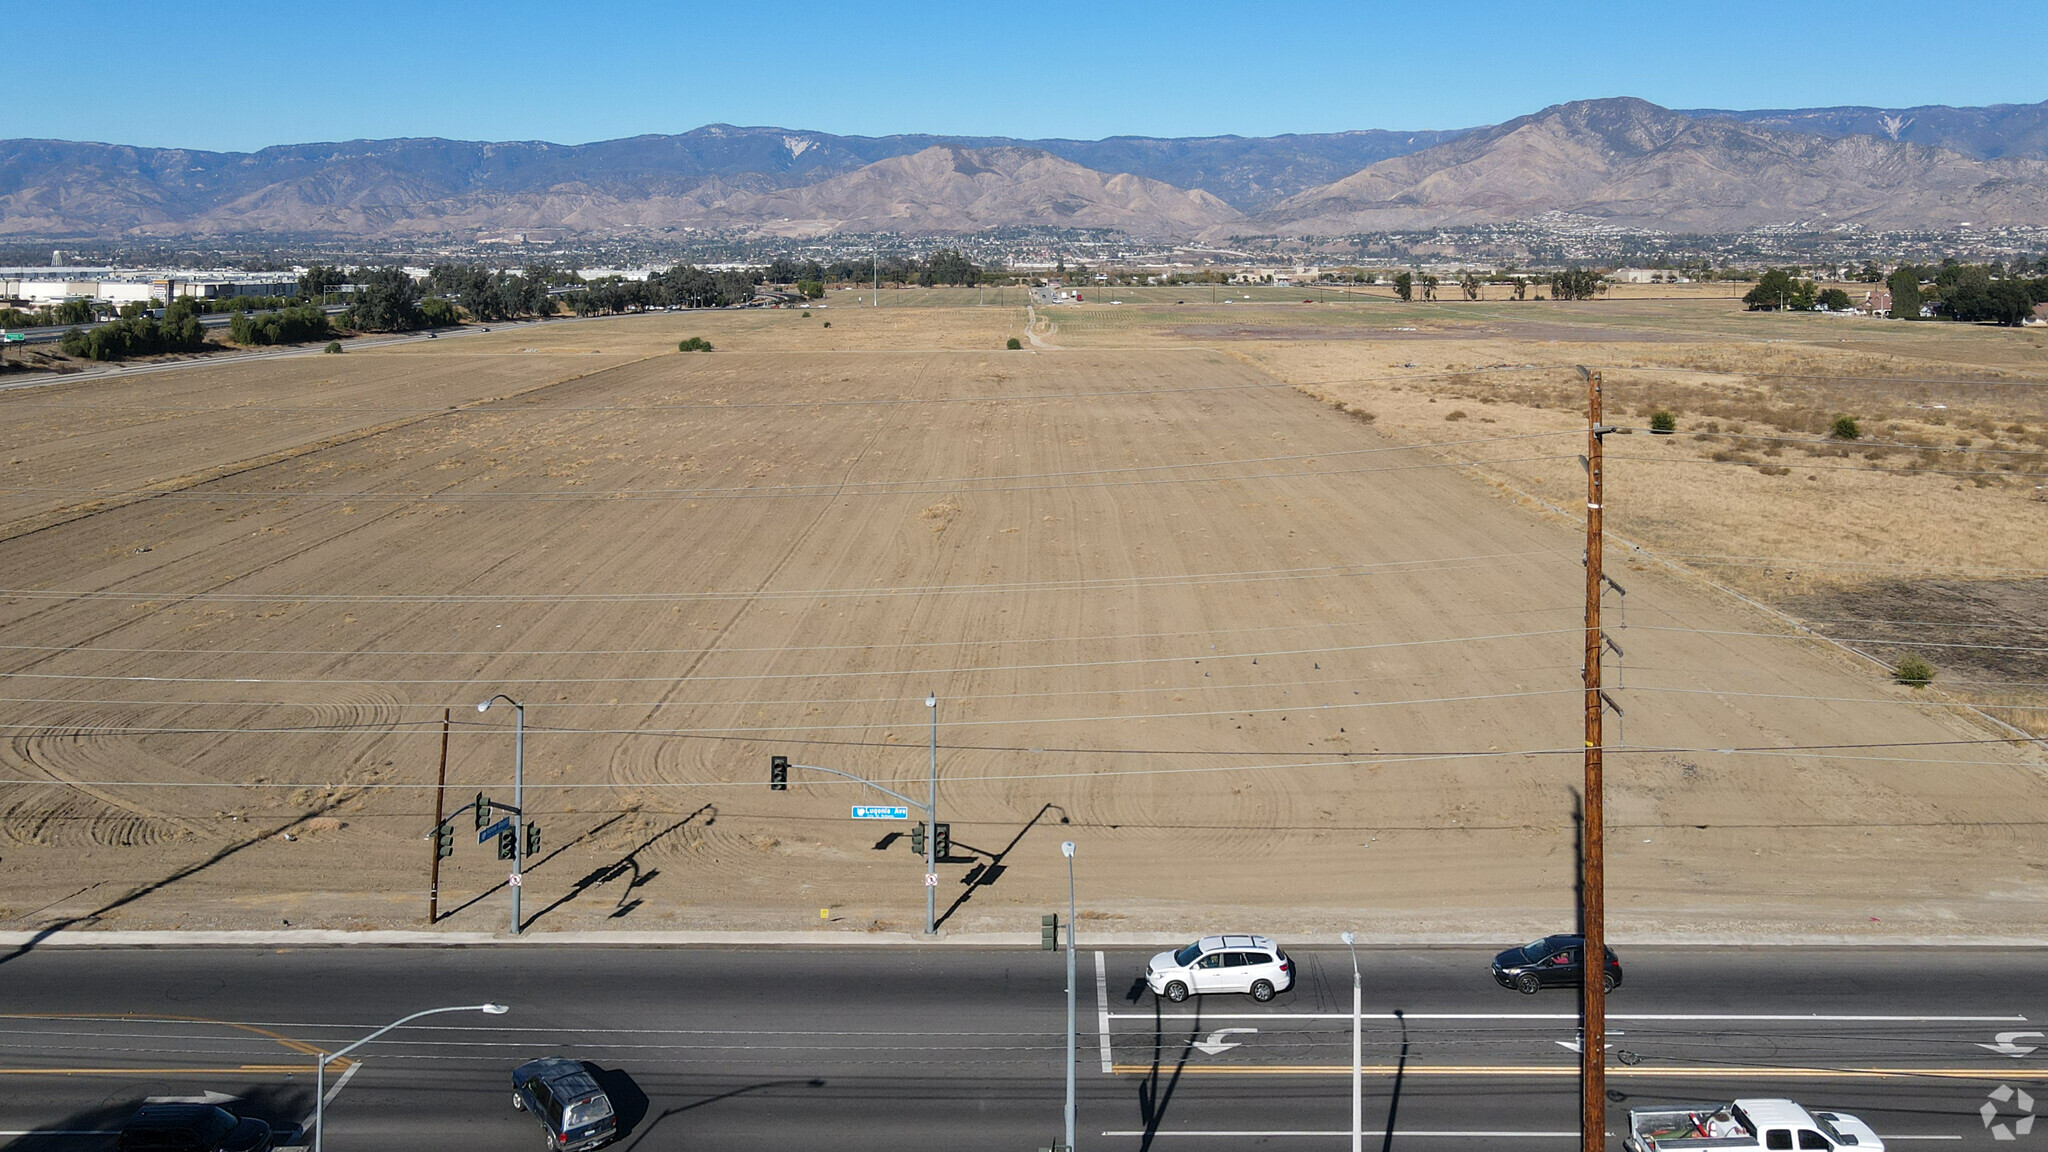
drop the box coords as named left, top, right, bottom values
left=0, top=307, right=2041, bottom=939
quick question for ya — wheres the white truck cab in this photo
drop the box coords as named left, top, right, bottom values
left=1626, top=1098, right=1884, bottom=1152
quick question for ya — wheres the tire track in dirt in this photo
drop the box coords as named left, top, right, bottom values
left=0, top=354, right=659, bottom=545
left=603, top=354, right=927, bottom=867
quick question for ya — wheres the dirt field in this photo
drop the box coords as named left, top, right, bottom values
left=1, top=300, right=2043, bottom=940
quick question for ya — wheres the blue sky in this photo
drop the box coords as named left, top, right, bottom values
left=7, top=1, right=2044, bottom=150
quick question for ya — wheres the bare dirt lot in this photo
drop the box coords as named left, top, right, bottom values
left=1, top=301, right=2043, bottom=940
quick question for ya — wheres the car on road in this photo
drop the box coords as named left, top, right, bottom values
left=116, top=1103, right=287, bottom=1152
left=1146, top=934, right=1294, bottom=1002
left=512, top=1056, right=618, bottom=1150
left=1626, top=1098, right=1885, bottom=1151
left=1491, top=934, right=1623, bottom=994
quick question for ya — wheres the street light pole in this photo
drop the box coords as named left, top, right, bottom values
left=477, top=694, right=524, bottom=935
left=925, top=693, right=938, bottom=936
left=1063, top=840, right=1077, bottom=1152
left=1342, top=931, right=1362, bottom=1152
left=312, top=1003, right=506, bottom=1152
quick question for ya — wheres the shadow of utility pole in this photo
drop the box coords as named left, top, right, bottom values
left=932, top=802, right=1068, bottom=930
left=1, top=806, right=339, bottom=967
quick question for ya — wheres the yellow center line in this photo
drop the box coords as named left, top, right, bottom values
left=0, top=1012, right=352, bottom=1069
left=1112, top=1064, right=2048, bottom=1080
left=0, top=1065, right=308, bottom=1076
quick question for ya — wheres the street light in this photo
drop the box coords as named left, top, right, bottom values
left=477, top=694, right=524, bottom=935
left=1062, top=840, right=1077, bottom=1152
left=313, top=1002, right=507, bottom=1152
left=926, top=693, right=938, bottom=936
left=1342, top=931, right=1361, bottom=1152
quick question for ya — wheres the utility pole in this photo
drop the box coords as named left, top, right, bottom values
left=428, top=708, right=449, bottom=923
left=1579, top=366, right=1610, bottom=1152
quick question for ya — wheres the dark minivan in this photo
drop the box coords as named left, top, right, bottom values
left=1491, top=934, right=1624, bottom=994
left=512, top=1056, right=618, bottom=1150
left=116, top=1104, right=283, bottom=1152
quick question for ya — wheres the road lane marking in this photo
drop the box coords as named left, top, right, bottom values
left=0, top=1065, right=306, bottom=1075
left=1109, top=1064, right=2048, bottom=1079
left=1105, top=1123, right=1581, bottom=1131
left=1108, top=1012, right=2027, bottom=1022
left=0, top=1132, right=121, bottom=1137
left=1101, top=1135, right=1959, bottom=1142
left=1096, top=950, right=1112, bottom=1074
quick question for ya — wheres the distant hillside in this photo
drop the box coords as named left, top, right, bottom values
left=1680, top=99, right=2048, bottom=161
left=1249, top=98, right=2048, bottom=234
left=4, top=97, right=2046, bottom=240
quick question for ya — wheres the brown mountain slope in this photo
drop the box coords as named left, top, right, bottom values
left=108, top=145, right=1239, bottom=239
left=682, top=145, right=1243, bottom=237
left=1249, top=97, right=2048, bottom=234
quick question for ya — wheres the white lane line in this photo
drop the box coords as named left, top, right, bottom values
left=1096, top=949, right=1113, bottom=1074
left=1107, top=1012, right=2025, bottom=1023
left=1114, top=1123, right=1572, bottom=1131
left=0, top=1132, right=120, bottom=1137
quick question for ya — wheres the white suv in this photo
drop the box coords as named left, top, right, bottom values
left=1146, top=934, right=1294, bottom=1002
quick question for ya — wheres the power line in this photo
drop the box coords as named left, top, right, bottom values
left=0, top=736, right=2035, bottom=792
left=0, top=548, right=1575, bottom=606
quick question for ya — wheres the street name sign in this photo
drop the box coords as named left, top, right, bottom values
left=851, top=805, right=910, bottom=820
left=479, top=816, right=512, bottom=843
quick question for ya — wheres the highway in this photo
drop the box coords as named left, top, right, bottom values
left=0, top=945, right=2041, bottom=1150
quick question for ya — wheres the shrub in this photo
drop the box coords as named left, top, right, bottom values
left=801, top=310, right=811, bottom=318
left=323, top=341, right=343, bottom=354
left=822, top=321, right=831, bottom=328
left=1830, top=415, right=1861, bottom=440
left=1006, top=337, right=1022, bottom=349
left=1893, top=654, right=1935, bottom=687
left=1649, top=410, right=1677, bottom=434
left=678, top=336, right=714, bottom=352
left=1444, top=409, right=1468, bottom=421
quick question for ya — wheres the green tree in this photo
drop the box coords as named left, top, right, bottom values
left=1392, top=272, right=1413, bottom=302
left=1817, top=288, right=1853, bottom=311
left=1886, top=268, right=1922, bottom=319
left=346, top=266, right=424, bottom=332
left=1459, top=272, right=1481, bottom=301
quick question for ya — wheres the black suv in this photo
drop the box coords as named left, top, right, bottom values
left=1491, top=934, right=1624, bottom=994
left=116, top=1104, right=287, bottom=1152
left=513, top=1057, right=618, bottom=1150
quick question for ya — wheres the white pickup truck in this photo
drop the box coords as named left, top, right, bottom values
left=1626, top=1098, right=1885, bottom=1152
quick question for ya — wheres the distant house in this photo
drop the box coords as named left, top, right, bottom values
left=2030, top=302, right=2048, bottom=326
left=1866, top=289, right=1892, bottom=314
left=1609, top=267, right=1688, bottom=284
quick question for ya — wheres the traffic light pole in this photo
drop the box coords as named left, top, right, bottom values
left=777, top=760, right=940, bottom=935
left=428, top=708, right=449, bottom=923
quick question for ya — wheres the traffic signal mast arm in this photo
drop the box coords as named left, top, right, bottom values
left=771, top=761, right=934, bottom=820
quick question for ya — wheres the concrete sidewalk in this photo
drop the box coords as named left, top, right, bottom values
left=5, top=927, right=2045, bottom=948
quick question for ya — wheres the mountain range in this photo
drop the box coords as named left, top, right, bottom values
left=3, top=96, right=2045, bottom=242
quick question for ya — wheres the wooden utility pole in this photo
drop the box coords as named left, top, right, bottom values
left=1579, top=366, right=1609, bottom=1152
left=428, top=708, right=450, bottom=923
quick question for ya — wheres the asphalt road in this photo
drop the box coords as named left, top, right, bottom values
left=0, top=945, right=2042, bottom=1150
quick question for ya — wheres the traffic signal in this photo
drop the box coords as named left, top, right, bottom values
left=474, top=793, right=489, bottom=829
left=1042, top=913, right=1059, bottom=950
left=770, top=755, right=788, bottom=791
left=496, top=828, right=516, bottom=861
left=933, top=822, right=951, bottom=859
left=436, top=822, right=455, bottom=859
left=524, top=822, right=540, bottom=857
left=910, top=822, right=925, bottom=855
